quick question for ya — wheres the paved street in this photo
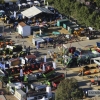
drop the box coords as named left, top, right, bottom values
left=64, top=38, right=100, bottom=48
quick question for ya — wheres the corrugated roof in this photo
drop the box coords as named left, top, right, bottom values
left=21, top=6, right=53, bottom=18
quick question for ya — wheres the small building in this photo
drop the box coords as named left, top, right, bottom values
left=17, top=22, right=31, bottom=37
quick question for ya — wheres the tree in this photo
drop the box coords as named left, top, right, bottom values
left=95, top=15, right=100, bottom=30
left=55, top=78, right=83, bottom=100
left=0, top=0, right=4, bottom=4
left=96, top=0, right=100, bottom=7
left=87, top=11, right=97, bottom=27
left=73, top=5, right=89, bottom=25
left=47, top=0, right=99, bottom=29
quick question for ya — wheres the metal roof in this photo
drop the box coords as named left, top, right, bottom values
left=21, top=6, right=53, bottom=18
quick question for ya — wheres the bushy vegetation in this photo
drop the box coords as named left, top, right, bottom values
left=47, top=0, right=100, bottom=30
left=0, top=0, right=4, bottom=4
left=55, top=78, right=83, bottom=100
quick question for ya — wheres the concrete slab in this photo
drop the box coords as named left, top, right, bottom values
left=0, top=95, right=6, bottom=100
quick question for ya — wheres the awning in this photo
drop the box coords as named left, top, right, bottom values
left=21, top=6, right=53, bottom=18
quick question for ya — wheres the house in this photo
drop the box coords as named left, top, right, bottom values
left=17, top=22, right=31, bottom=37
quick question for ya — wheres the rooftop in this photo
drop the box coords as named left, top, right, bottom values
left=19, top=22, right=26, bottom=27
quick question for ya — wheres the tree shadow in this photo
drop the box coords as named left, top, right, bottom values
left=78, top=80, right=90, bottom=87
left=82, top=87, right=92, bottom=91
left=67, top=72, right=78, bottom=77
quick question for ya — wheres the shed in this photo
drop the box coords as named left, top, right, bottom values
left=32, top=37, right=44, bottom=46
left=9, top=58, right=21, bottom=66
left=57, top=18, right=69, bottom=27
left=63, top=21, right=74, bottom=29
left=17, top=22, right=31, bottom=37
left=67, top=24, right=80, bottom=34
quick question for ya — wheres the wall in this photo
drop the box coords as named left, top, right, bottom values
left=23, top=26, right=31, bottom=37
left=17, top=25, right=23, bottom=35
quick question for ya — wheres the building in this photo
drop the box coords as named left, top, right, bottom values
left=17, top=22, right=31, bottom=37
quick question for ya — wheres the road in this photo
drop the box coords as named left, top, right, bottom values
left=63, top=38, right=100, bottom=49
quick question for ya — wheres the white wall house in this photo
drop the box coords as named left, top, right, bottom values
left=17, top=22, right=31, bottom=37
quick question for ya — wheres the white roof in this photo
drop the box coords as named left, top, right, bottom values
left=94, top=59, right=100, bottom=66
left=33, top=37, right=44, bottom=41
left=0, top=10, right=5, bottom=13
left=21, top=6, right=53, bottom=18
left=34, top=1, right=40, bottom=4
left=91, top=57, right=100, bottom=65
left=91, top=57, right=100, bottom=60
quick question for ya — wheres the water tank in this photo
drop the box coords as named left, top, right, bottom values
left=46, top=86, right=52, bottom=98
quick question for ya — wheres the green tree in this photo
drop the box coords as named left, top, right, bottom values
left=96, top=0, right=100, bottom=7
left=77, top=6, right=89, bottom=25
left=47, top=0, right=54, bottom=4
left=55, top=78, right=83, bottom=100
left=0, top=0, right=4, bottom=4
left=95, top=15, right=100, bottom=30
left=87, top=11, right=97, bottom=27
left=71, top=2, right=81, bottom=18
left=47, top=0, right=99, bottom=29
